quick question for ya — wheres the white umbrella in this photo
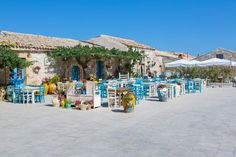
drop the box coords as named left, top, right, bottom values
left=232, top=61, right=236, bottom=67
left=165, top=59, right=191, bottom=68
left=197, top=58, right=232, bottom=67
left=188, top=60, right=201, bottom=67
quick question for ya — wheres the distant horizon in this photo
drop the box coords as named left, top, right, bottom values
left=0, top=0, right=236, bottom=56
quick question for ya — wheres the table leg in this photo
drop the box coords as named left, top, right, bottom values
left=32, top=93, right=35, bottom=104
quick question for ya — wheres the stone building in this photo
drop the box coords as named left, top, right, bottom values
left=194, top=48, right=236, bottom=61
left=87, top=34, right=162, bottom=76
left=0, top=31, right=162, bottom=85
left=0, top=31, right=93, bottom=85
left=155, top=50, right=194, bottom=70
left=1, top=31, right=191, bottom=85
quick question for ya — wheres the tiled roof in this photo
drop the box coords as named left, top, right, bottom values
left=156, top=50, right=194, bottom=60
left=0, top=31, right=88, bottom=51
left=88, top=34, right=156, bottom=50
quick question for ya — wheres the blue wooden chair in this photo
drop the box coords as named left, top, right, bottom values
left=97, top=82, right=107, bottom=101
left=194, top=79, right=203, bottom=93
left=13, top=88, right=23, bottom=103
left=185, top=80, right=196, bottom=93
left=22, top=89, right=33, bottom=104
left=35, top=86, right=45, bottom=103
left=6, top=85, right=14, bottom=102
left=130, top=84, right=143, bottom=105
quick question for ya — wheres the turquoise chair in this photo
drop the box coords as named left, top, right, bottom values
left=6, top=85, right=14, bottom=102
left=97, top=82, right=107, bottom=99
left=130, top=85, right=143, bottom=105
left=13, top=88, right=23, bottom=103
left=185, top=80, right=196, bottom=93
left=35, top=86, right=45, bottom=103
left=194, top=79, right=203, bottom=93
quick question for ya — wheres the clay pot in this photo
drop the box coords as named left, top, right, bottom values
left=79, top=104, right=88, bottom=110
left=123, top=93, right=135, bottom=113
left=48, top=83, right=56, bottom=94
left=52, top=96, right=60, bottom=107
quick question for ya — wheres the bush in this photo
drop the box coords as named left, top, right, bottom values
left=174, top=66, right=233, bottom=82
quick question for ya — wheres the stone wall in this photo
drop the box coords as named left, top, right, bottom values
left=0, top=48, right=166, bottom=85
left=145, top=50, right=163, bottom=75
left=18, top=52, right=57, bottom=84
left=195, top=50, right=236, bottom=62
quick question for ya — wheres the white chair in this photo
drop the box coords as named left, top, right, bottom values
left=107, top=88, right=119, bottom=109
left=22, top=89, right=33, bottom=104
left=119, top=73, right=129, bottom=80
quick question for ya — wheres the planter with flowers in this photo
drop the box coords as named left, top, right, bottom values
left=0, top=87, right=6, bottom=102
left=157, top=84, right=168, bottom=102
left=65, top=99, right=73, bottom=109
left=123, top=92, right=135, bottom=113
left=48, top=75, right=60, bottom=94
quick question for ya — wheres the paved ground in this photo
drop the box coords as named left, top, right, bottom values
left=1, top=87, right=236, bottom=157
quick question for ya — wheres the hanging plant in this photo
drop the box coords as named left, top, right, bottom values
left=33, top=66, right=41, bottom=74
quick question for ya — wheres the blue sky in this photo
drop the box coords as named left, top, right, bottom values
left=0, top=0, right=236, bottom=56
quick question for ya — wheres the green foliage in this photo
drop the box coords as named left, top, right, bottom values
left=48, top=45, right=143, bottom=61
left=50, top=75, right=60, bottom=84
left=174, top=66, right=234, bottom=82
left=0, top=46, right=32, bottom=69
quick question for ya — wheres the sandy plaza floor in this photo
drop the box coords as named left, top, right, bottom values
left=1, top=87, right=236, bottom=157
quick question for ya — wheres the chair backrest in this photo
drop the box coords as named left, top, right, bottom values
left=107, top=80, right=117, bottom=89
left=107, top=88, right=116, bottom=98
left=119, top=73, right=129, bottom=80
left=40, top=86, right=45, bottom=95
left=14, top=88, right=22, bottom=94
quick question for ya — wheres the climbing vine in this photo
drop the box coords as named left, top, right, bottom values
left=48, top=45, right=143, bottom=61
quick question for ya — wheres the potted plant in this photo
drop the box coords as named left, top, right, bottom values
left=0, top=87, right=6, bottom=102
left=65, top=99, right=73, bottom=109
left=51, top=90, right=60, bottom=107
left=42, top=77, right=49, bottom=95
left=79, top=101, right=88, bottom=110
left=48, top=75, right=60, bottom=94
left=123, top=93, right=135, bottom=113
left=157, top=84, right=168, bottom=102
left=74, top=100, right=81, bottom=109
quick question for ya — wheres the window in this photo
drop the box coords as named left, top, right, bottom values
left=216, top=54, right=224, bottom=59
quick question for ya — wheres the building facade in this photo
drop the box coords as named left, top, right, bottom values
left=194, top=48, right=236, bottom=61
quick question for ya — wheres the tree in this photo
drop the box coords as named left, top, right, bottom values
left=0, top=45, right=32, bottom=85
